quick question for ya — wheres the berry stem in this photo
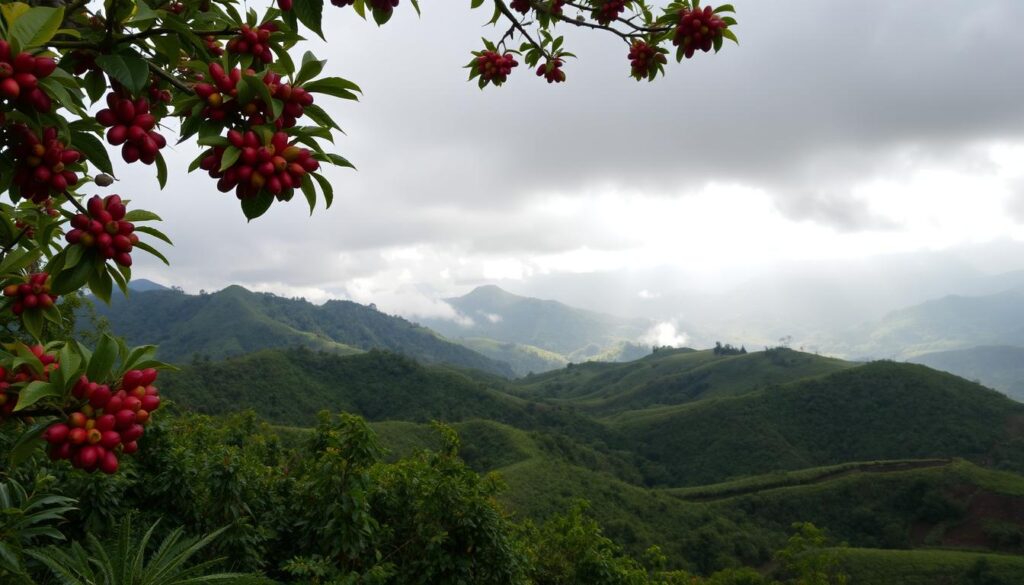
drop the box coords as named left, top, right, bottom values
left=147, top=59, right=193, bottom=95
left=0, top=226, right=31, bottom=260
left=63, top=191, right=90, bottom=217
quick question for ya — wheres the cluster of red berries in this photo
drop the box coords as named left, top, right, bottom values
left=591, top=0, right=626, bottom=25
left=627, top=41, right=666, bottom=80
left=148, top=81, right=172, bottom=105
left=43, top=369, right=161, bottom=474
left=227, top=23, right=277, bottom=64
left=259, top=71, right=314, bottom=129
left=3, top=273, right=57, bottom=315
left=0, top=41, right=56, bottom=112
left=204, top=35, right=225, bottom=57
left=476, top=51, right=518, bottom=85
left=65, top=195, right=138, bottom=267
left=673, top=5, right=727, bottom=58
left=10, top=126, right=81, bottom=203
left=97, top=92, right=167, bottom=165
left=194, top=66, right=312, bottom=129
left=199, top=130, right=319, bottom=200
left=536, top=58, right=566, bottom=83
left=0, top=346, right=58, bottom=418
left=167, top=1, right=185, bottom=14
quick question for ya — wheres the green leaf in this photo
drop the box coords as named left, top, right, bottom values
left=0, top=3, right=31, bottom=26
left=8, top=6, right=64, bottom=51
left=21, top=309, right=43, bottom=341
left=86, top=334, right=118, bottom=381
left=122, top=209, right=162, bottom=222
left=133, top=241, right=169, bottom=265
left=51, top=255, right=93, bottom=295
left=241, top=192, right=275, bottom=221
left=9, top=421, right=50, bottom=467
left=57, top=344, right=82, bottom=392
left=134, top=225, right=173, bottom=245
left=295, top=51, right=326, bottom=86
left=13, top=381, right=59, bottom=412
left=220, top=145, right=241, bottom=172
left=293, top=0, right=325, bottom=40
left=155, top=152, right=167, bottom=189
left=72, top=132, right=114, bottom=176
left=372, top=6, right=393, bottom=25
left=303, top=77, right=361, bottom=101
left=300, top=173, right=317, bottom=214
left=722, top=28, right=738, bottom=44
left=311, top=173, right=334, bottom=208
left=95, top=52, right=151, bottom=95
left=88, top=264, right=113, bottom=304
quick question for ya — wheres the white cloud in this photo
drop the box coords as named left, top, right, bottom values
left=641, top=322, right=689, bottom=348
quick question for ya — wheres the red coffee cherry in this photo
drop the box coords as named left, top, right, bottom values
left=64, top=195, right=139, bottom=267
left=673, top=5, right=728, bottom=58
left=3, top=272, right=58, bottom=315
left=536, top=57, right=566, bottom=83
left=474, top=50, right=518, bottom=86
left=627, top=40, right=667, bottom=80
left=200, top=130, right=319, bottom=201
left=9, top=125, right=81, bottom=204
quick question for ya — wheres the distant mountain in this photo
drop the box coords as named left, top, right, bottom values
left=911, top=345, right=1024, bottom=401
left=419, top=285, right=654, bottom=364
left=127, top=278, right=170, bottom=292
left=844, top=287, right=1024, bottom=359
left=455, top=337, right=569, bottom=377
left=82, top=285, right=515, bottom=377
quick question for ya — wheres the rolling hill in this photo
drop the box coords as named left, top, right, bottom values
left=616, top=361, right=1024, bottom=486
left=80, top=285, right=515, bottom=377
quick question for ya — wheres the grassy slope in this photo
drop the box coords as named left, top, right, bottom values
left=616, top=361, right=1024, bottom=486
left=839, top=548, right=1024, bottom=585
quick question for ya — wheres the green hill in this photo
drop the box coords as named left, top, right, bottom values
left=516, top=347, right=853, bottom=414
left=419, top=285, right=652, bottom=359
left=617, top=361, right=1024, bottom=486
left=162, top=347, right=529, bottom=426
left=82, top=285, right=515, bottom=376
left=454, top=337, right=569, bottom=376
left=911, top=345, right=1024, bottom=401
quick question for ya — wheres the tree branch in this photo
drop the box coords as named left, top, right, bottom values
left=63, top=191, right=89, bottom=216
left=148, top=59, right=193, bottom=95
left=493, top=0, right=545, bottom=55
left=0, top=226, right=31, bottom=260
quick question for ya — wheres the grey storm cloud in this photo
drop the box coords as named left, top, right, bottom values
left=122, top=0, right=1024, bottom=292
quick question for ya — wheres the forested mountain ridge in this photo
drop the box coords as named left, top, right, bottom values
left=80, top=285, right=516, bottom=377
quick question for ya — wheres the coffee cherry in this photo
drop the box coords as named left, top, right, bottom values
left=473, top=51, right=518, bottom=86
left=10, top=126, right=81, bottom=203
left=96, top=92, right=166, bottom=165
left=278, top=0, right=293, bottom=9
left=200, top=131, right=319, bottom=201
left=673, top=5, right=728, bottom=58
left=227, top=23, right=278, bottom=64
left=3, top=272, right=58, bottom=316
left=65, top=195, right=140, bottom=267
left=536, top=57, right=566, bottom=83
left=0, top=41, right=56, bottom=112
left=628, top=40, right=667, bottom=80
left=591, top=0, right=626, bottom=25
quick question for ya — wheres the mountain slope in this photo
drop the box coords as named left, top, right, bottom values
left=420, top=285, right=653, bottom=359
left=616, top=361, right=1024, bottom=486
left=848, top=288, right=1024, bottom=359
left=911, top=345, right=1024, bottom=402
left=82, top=286, right=515, bottom=376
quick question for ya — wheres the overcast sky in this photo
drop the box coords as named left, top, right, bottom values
left=121, top=0, right=1024, bottom=329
